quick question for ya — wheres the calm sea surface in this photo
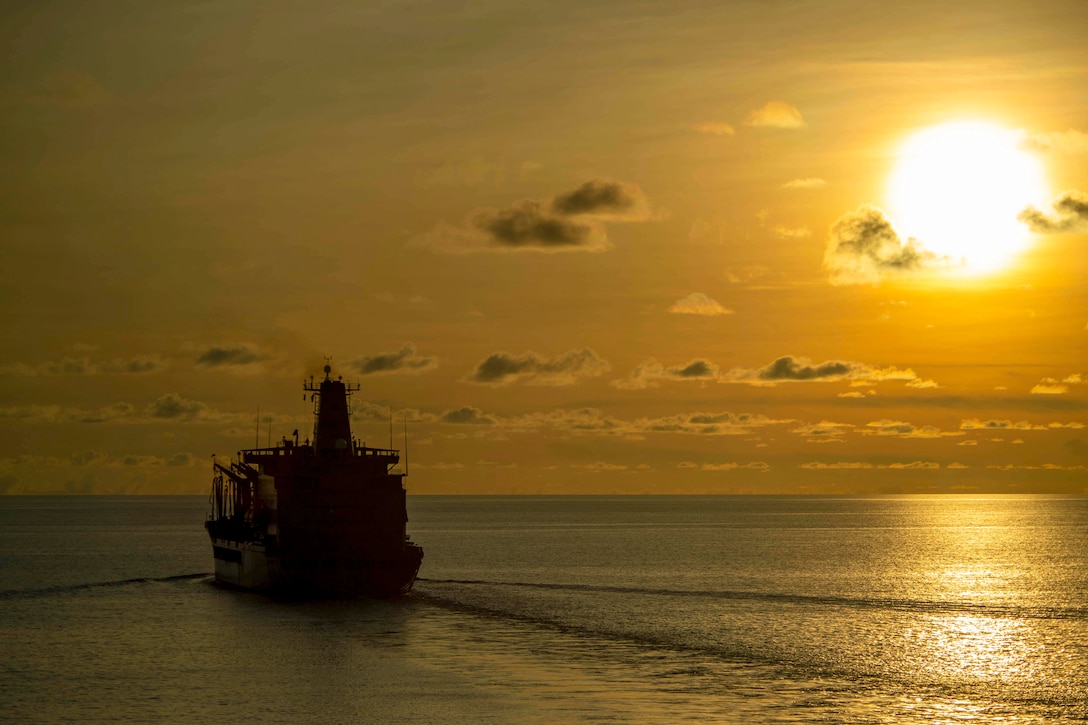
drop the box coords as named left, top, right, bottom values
left=2, top=495, right=1086, bottom=723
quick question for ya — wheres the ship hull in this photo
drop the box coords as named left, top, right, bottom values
left=209, top=536, right=422, bottom=598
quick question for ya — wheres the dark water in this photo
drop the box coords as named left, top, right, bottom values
left=2, top=495, right=1086, bottom=723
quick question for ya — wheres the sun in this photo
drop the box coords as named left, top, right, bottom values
left=886, top=120, right=1048, bottom=275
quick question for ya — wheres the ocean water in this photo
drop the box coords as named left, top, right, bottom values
left=2, top=495, right=1086, bottom=723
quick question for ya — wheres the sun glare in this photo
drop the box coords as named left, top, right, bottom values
left=887, top=121, right=1048, bottom=275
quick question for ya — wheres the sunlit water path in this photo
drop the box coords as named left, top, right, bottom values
left=2, top=495, right=1085, bottom=722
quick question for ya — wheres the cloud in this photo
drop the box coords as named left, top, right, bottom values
left=147, top=394, right=213, bottom=421
left=1022, top=129, right=1088, bottom=156
left=800, top=460, right=942, bottom=470
left=906, top=378, right=939, bottom=389
left=823, top=205, right=945, bottom=285
left=725, top=266, right=769, bottom=284
left=1031, top=375, right=1084, bottom=395
left=478, top=200, right=604, bottom=248
left=774, top=225, right=811, bottom=239
left=71, top=450, right=108, bottom=466
left=413, top=179, right=651, bottom=253
left=550, top=179, right=651, bottom=220
left=667, top=292, right=733, bottom=316
left=780, top=178, right=827, bottom=190
left=960, top=419, right=1048, bottom=431
left=744, top=101, right=806, bottom=129
left=861, top=419, right=960, bottom=438
left=677, top=461, right=770, bottom=472
left=347, top=344, right=437, bottom=376
left=464, top=347, right=610, bottom=386
left=1018, top=190, right=1088, bottom=233
left=987, top=463, right=1087, bottom=472
left=0, top=356, right=164, bottom=376
left=439, top=406, right=496, bottom=425
left=692, top=121, right=736, bottom=136
left=791, top=421, right=853, bottom=441
left=722, top=355, right=918, bottom=386
left=572, top=462, right=629, bottom=472
left=488, top=406, right=789, bottom=438
left=612, top=358, right=721, bottom=390
left=632, top=411, right=789, bottom=436
left=421, top=157, right=504, bottom=187
left=196, top=344, right=269, bottom=368
left=0, top=402, right=139, bottom=424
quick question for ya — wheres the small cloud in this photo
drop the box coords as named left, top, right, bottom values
left=440, top=406, right=496, bottom=425
left=471, top=200, right=605, bottom=250
left=421, top=157, right=504, bottom=187
left=196, top=344, right=269, bottom=368
left=692, top=121, right=735, bottom=136
left=346, top=344, right=437, bottom=376
left=722, top=355, right=917, bottom=387
left=612, top=358, right=721, bottom=390
left=861, top=420, right=958, bottom=438
left=774, top=225, right=811, bottom=239
left=464, top=347, right=610, bottom=386
left=550, top=179, right=652, bottom=220
left=800, top=460, right=941, bottom=470
left=1030, top=374, right=1085, bottom=395
left=780, top=178, right=827, bottom=191
left=147, top=393, right=212, bottom=421
left=165, top=453, right=196, bottom=467
left=413, top=179, right=651, bottom=253
left=668, top=292, right=733, bottom=316
left=0, top=355, right=165, bottom=376
left=823, top=205, right=946, bottom=285
left=906, top=379, right=939, bottom=389
left=960, top=419, right=1048, bottom=431
left=744, top=101, right=806, bottom=129
left=416, top=462, right=465, bottom=471
left=791, top=421, right=853, bottom=441
left=572, top=462, right=629, bottom=472
left=957, top=440, right=978, bottom=446
left=725, top=266, right=769, bottom=284
left=1022, top=129, right=1088, bottom=156
left=689, top=461, right=770, bottom=472
left=1018, top=190, right=1088, bottom=233
left=71, top=450, right=108, bottom=466
left=800, top=461, right=874, bottom=470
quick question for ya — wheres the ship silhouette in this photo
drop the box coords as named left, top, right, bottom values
left=205, top=365, right=423, bottom=597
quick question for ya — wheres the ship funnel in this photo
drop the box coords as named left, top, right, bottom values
left=311, top=375, right=354, bottom=451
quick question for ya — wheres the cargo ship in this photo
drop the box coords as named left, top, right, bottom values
left=205, top=365, right=423, bottom=597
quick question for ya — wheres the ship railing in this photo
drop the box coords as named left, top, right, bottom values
left=354, top=446, right=398, bottom=457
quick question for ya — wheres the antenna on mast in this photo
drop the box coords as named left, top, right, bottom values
left=255, top=405, right=260, bottom=449
left=404, top=417, right=409, bottom=477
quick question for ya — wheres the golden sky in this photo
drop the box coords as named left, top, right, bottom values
left=2, top=0, right=1086, bottom=494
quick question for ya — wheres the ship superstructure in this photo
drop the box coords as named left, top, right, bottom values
left=205, top=365, right=422, bottom=597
